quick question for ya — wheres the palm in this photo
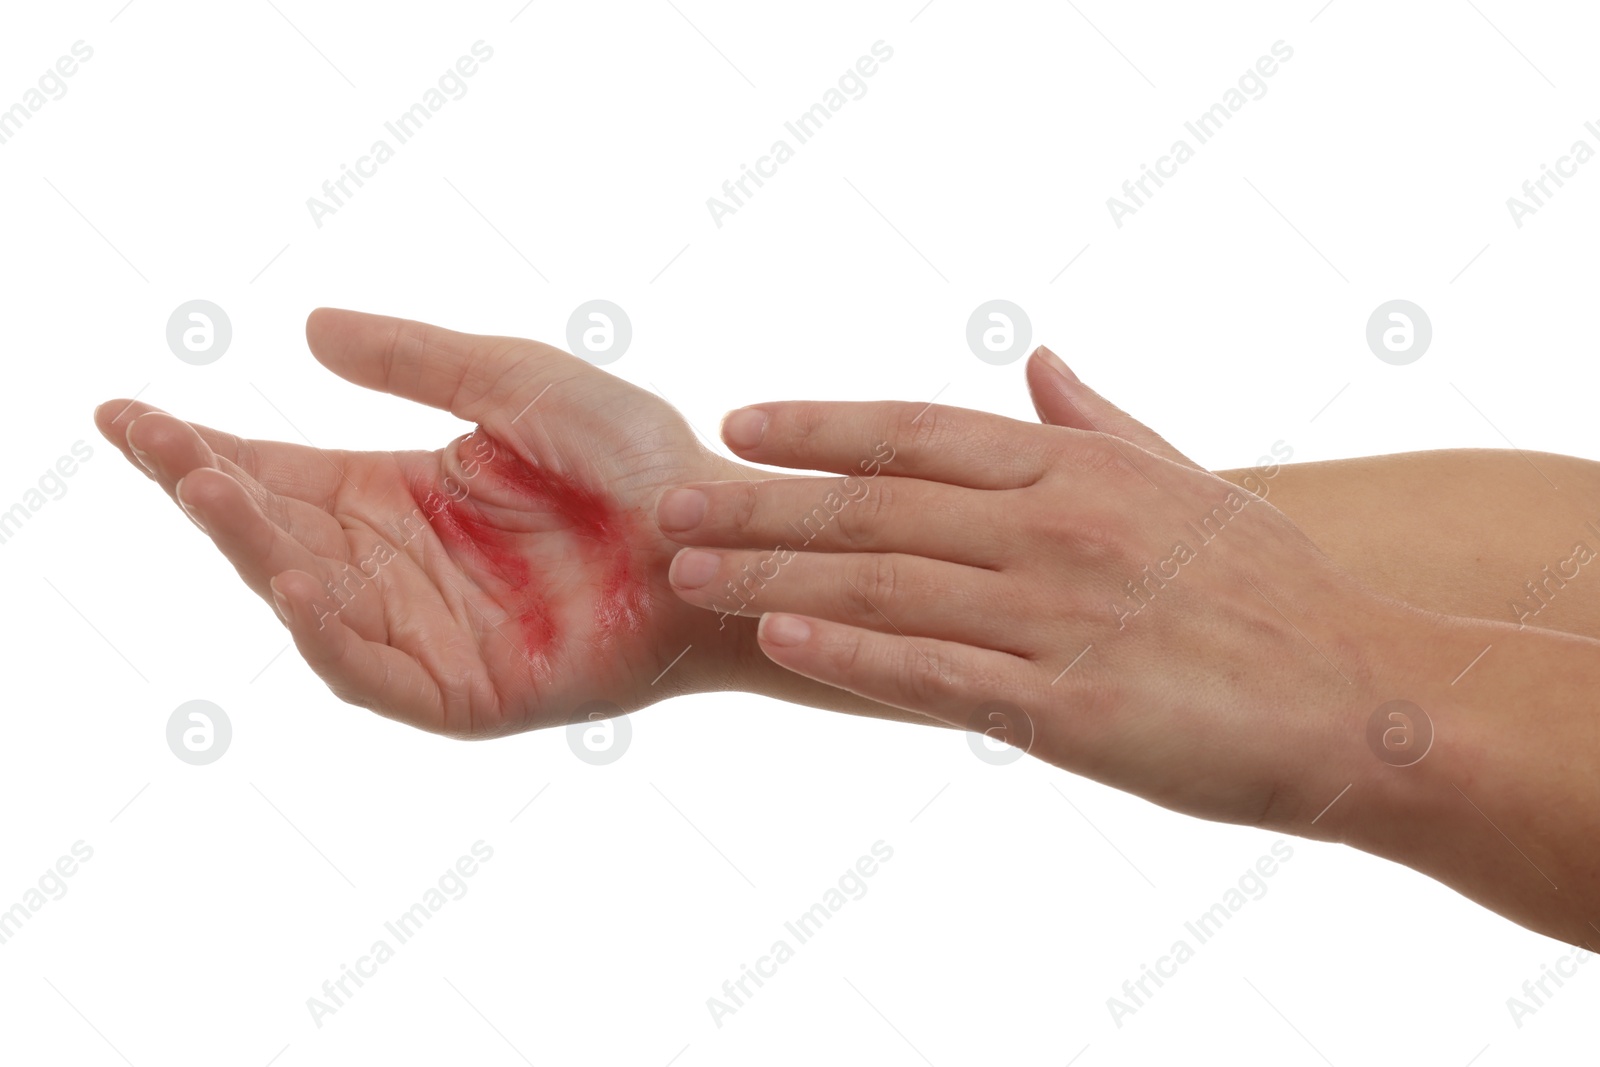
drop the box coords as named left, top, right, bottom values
left=97, top=310, right=740, bottom=737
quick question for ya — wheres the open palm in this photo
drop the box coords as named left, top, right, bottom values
left=97, top=309, right=744, bottom=737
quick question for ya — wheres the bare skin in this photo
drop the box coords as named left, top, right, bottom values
left=1215, top=450, right=1600, bottom=642
left=97, top=311, right=1600, bottom=946
left=660, top=349, right=1600, bottom=948
left=1025, top=341, right=1600, bottom=644
left=94, top=308, right=919, bottom=737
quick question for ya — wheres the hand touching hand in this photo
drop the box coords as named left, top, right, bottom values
left=96, top=309, right=768, bottom=737
left=657, top=348, right=1416, bottom=828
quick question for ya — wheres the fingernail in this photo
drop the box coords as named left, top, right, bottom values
left=126, top=413, right=163, bottom=475
left=722, top=408, right=768, bottom=450
left=670, top=548, right=720, bottom=589
left=759, top=613, right=811, bottom=647
left=270, top=580, right=291, bottom=624
left=1035, top=345, right=1078, bottom=383
left=174, top=477, right=207, bottom=533
left=657, top=488, right=708, bottom=532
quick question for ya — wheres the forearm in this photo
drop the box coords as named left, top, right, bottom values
left=1219, top=447, right=1600, bottom=640
left=1210, top=442, right=1600, bottom=942
left=730, top=446, right=1600, bottom=726
left=1290, top=602, right=1600, bottom=947
left=672, top=391, right=1600, bottom=942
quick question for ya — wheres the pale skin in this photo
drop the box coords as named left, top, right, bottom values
left=98, top=310, right=1600, bottom=948
left=94, top=308, right=911, bottom=736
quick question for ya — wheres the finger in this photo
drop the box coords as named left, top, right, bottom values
left=305, top=308, right=563, bottom=423
left=1025, top=347, right=1198, bottom=469
left=122, top=411, right=348, bottom=558
left=719, top=401, right=1056, bottom=489
left=656, top=475, right=1005, bottom=566
left=95, top=399, right=348, bottom=508
left=669, top=547, right=1032, bottom=654
left=176, top=468, right=338, bottom=604
left=752, top=611, right=1032, bottom=727
left=270, top=569, right=448, bottom=734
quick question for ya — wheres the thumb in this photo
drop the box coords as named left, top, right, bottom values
left=1026, top=346, right=1198, bottom=468
left=304, top=307, right=578, bottom=423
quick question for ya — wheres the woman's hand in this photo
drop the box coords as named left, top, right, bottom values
left=95, top=309, right=888, bottom=738
left=657, top=348, right=1416, bottom=828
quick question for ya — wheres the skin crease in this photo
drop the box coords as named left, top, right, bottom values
left=93, top=308, right=932, bottom=740
left=1027, top=341, right=1600, bottom=644
left=411, top=427, right=646, bottom=672
left=96, top=310, right=1600, bottom=946
left=661, top=349, right=1600, bottom=949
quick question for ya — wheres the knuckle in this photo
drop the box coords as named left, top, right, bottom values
left=1065, top=512, right=1127, bottom=562
left=898, top=642, right=956, bottom=707
left=724, top=482, right=761, bottom=535
left=853, top=552, right=900, bottom=610
left=832, top=627, right=871, bottom=677
left=383, top=318, right=427, bottom=379
left=1031, top=500, right=1128, bottom=564
left=837, top=479, right=892, bottom=549
left=900, top=403, right=949, bottom=455
left=787, top=405, right=826, bottom=454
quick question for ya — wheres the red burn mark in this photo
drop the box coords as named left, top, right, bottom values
left=417, top=492, right=559, bottom=670
left=472, top=431, right=623, bottom=543
left=421, top=491, right=532, bottom=590
left=414, top=428, right=646, bottom=672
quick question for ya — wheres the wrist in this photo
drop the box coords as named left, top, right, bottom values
left=1280, top=598, right=1600, bottom=943
left=648, top=454, right=926, bottom=723
left=1282, top=601, right=1479, bottom=844
left=1237, top=584, right=1431, bottom=839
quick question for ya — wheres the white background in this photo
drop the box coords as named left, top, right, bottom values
left=1, top=1, right=1596, bottom=1063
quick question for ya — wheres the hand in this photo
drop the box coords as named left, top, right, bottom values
left=95, top=309, right=769, bottom=737
left=657, top=348, right=1413, bottom=827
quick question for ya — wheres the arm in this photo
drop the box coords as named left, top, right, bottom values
left=94, top=308, right=935, bottom=736
left=659, top=351, right=1600, bottom=946
left=1216, top=448, right=1600, bottom=642
left=1057, top=364, right=1600, bottom=947
left=1316, top=604, right=1600, bottom=949
left=778, top=445, right=1600, bottom=726
left=734, top=383, right=1600, bottom=725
